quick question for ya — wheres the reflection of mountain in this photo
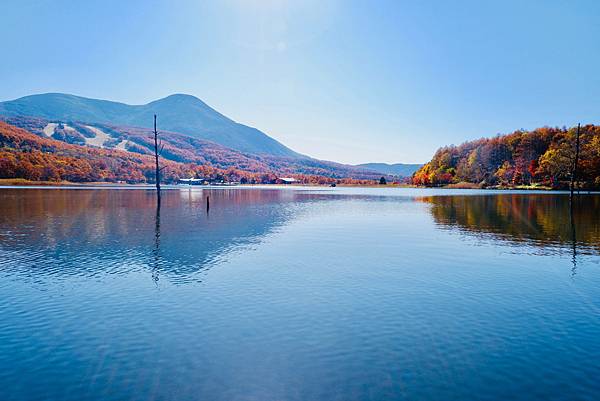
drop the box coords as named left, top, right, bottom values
left=0, top=189, right=316, bottom=283
left=419, top=194, right=600, bottom=255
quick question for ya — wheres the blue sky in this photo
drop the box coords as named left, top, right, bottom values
left=1, top=0, right=599, bottom=164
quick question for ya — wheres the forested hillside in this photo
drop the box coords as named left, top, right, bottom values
left=413, top=125, right=600, bottom=189
left=0, top=116, right=382, bottom=182
left=0, top=121, right=377, bottom=185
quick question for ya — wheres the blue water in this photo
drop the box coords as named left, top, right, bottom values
left=0, top=187, right=599, bottom=401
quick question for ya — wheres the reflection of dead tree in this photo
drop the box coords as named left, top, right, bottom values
left=569, top=198, right=577, bottom=278
left=152, top=200, right=161, bottom=285
left=569, top=123, right=581, bottom=198
left=153, top=114, right=166, bottom=205
left=569, top=123, right=581, bottom=276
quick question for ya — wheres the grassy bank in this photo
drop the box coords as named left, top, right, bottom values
left=0, top=178, right=75, bottom=186
left=442, top=181, right=554, bottom=190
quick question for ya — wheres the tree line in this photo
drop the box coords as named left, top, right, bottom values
left=413, top=125, right=600, bottom=189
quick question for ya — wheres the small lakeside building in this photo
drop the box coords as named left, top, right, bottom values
left=279, top=177, right=298, bottom=184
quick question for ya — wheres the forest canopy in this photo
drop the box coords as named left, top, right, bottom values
left=413, top=125, right=600, bottom=189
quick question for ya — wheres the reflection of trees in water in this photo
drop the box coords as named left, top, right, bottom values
left=0, top=189, right=302, bottom=245
left=4, top=189, right=599, bottom=282
left=419, top=194, right=600, bottom=256
left=0, top=188, right=317, bottom=282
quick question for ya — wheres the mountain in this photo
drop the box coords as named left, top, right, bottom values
left=0, top=93, right=301, bottom=158
left=355, top=163, right=422, bottom=177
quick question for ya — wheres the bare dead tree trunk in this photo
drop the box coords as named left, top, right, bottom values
left=153, top=114, right=162, bottom=204
left=569, top=123, right=581, bottom=198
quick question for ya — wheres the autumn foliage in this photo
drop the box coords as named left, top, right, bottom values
left=413, top=125, right=600, bottom=189
left=0, top=121, right=377, bottom=185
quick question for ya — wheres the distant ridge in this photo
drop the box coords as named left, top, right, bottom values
left=356, top=162, right=422, bottom=177
left=0, top=93, right=301, bottom=158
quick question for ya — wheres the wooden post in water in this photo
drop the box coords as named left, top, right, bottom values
left=206, top=195, right=210, bottom=213
left=569, top=123, right=581, bottom=198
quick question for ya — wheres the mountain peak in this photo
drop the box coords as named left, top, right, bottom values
left=152, top=93, right=204, bottom=105
left=167, top=93, right=198, bottom=99
left=0, top=92, right=302, bottom=158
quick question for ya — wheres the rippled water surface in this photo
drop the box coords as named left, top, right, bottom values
left=1, top=187, right=599, bottom=401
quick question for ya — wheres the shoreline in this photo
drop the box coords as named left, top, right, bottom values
left=0, top=179, right=595, bottom=193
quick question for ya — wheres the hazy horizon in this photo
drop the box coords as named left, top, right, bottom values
left=2, top=0, right=599, bottom=164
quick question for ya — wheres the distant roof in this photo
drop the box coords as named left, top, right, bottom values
left=279, top=177, right=297, bottom=182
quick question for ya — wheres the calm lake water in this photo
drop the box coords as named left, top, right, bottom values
left=1, top=187, right=599, bottom=401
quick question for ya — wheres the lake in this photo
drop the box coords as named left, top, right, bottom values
left=0, top=187, right=599, bottom=401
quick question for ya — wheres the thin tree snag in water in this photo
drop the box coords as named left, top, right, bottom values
left=153, top=114, right=163, bottom=204
left=570, top=123, right=581, bottom=198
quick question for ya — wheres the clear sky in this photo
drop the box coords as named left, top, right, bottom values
left=1, top=0, right=599, bottom=164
